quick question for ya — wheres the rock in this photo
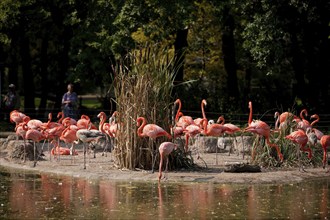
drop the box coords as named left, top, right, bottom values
left=190, top=135, right=255, bottom=154
left=224, top=163, right=261, bottom=173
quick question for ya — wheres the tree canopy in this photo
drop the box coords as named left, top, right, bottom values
left=0, top=0, right=329, bottom=117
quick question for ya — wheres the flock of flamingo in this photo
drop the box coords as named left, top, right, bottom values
left=6, top=98, right=330, bottom=183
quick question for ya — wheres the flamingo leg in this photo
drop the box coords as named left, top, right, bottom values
left=48, top=139, right=52, bottom=161
left=164, top=156, right=169, bottom=181
left=150, top=139, right=156, bottom=173
left=23, top=139, right=26, bottom=163
left=33, top=141, right=37, bottom=167
left=83, top=143, right=86, bottom=169
left=241, top=134, right=245, bottom=160
left=227, top=135, right=232, bottom=156
left=57, top=139, right=61, bottom=162
left=215, top=137, right=219, bottom=165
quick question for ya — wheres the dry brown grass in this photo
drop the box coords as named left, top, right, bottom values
left=111, top=46, right=178, bottom=170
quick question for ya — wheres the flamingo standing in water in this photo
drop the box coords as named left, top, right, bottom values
left=137, top=116, right=172, bottom=172
left=244, top=101, right=283, bottom=162
left=158, top=142, right=178, bottom=183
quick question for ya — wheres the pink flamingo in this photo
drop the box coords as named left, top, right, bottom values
left=137, top=117, right=172, bottom=140
left=109, top=111, right=119, bottom=138
left=158, top=142, right=178, bottom=183
left=201, top=118, right=227, bottom=165
left=320, top=135, right=330, bottom=171
left=97, top=111, right=113, bottom=156
left=193, top=99, right=207, bottom=128
left=10, top=110, right=26, bottom=126
left=274, top=111, right=298, bottom=136
left=245, top=101, right=283, bottom=162
left=174, top=99, right=194, bottom=129
left=137, top=116, right=172, bottom=172
left=60, top=121, right=79, bottom=163
left=310, top=114, right=324, bottom=140
left=62, top=117, right=77, bottom=126
left=285, top=129, right=311, bottom=171
left=25, top=116, right=43, bottom=130
left=57, top=111, right=64, bottom=123
left=320, top=135, right=330, bottom=172
left=50, top=139, right=77, bottom=157
left=76, top=123, right=105, bottom=169
left=25, top=126, right=47, bottom=167
left=217, top=116, right=242, bottom=156
left=43, top=114, right=65, bottom=161
left=297, top=109, right=311, bottom=131
left=77, top=115, right=97, bottom=130
left=170, top=112, right=184, bottom=139
left=182, top=121, right=204, bottom=153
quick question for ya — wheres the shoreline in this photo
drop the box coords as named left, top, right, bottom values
left=1, top=152, right=330, bottom=184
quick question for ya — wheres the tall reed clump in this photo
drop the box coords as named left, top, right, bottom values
left=111, top=46, right=178, bottom=170
left=250, top=111, right=323, bottom=168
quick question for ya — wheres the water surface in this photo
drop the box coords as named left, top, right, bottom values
left=0, top=166, right=329, bottom=219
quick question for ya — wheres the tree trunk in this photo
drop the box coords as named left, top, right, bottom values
left=221, top=7, right=239, bottom=99
left=20, top=32, right=35, bottom=115
left=39, top=32, right=49, bottom=116
left=174, top=28, right=188, bottom=84
left=291, top=33, right=306, bottom=104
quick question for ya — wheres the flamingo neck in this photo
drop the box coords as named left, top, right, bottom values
left=99, top=113, right=106, bottom=132
left=174, top=99, right=182, bottom=123
left=46, top=113, right=52, bottom=127
left=311, top=115, right=319, bottom=126
left=248, top=101, right=252, bottom=125
left=57, top=112, right=64, bottom=123
left=202, top=118, right=209, bottom=135
left=201, top=100, right=207, bottom=119
left=217, top=116, right=225, bottom=125
left=300, top=109, right=308, bottom=120
left=137, top=117, right=146, bottom=137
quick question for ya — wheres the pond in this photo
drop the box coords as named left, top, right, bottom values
left=0, top=165, right=329, bottom=219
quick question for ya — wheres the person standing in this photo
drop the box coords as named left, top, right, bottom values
left=3, top=84, right=20, bottom=120
left=62, top=83, right=78, bottom=120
